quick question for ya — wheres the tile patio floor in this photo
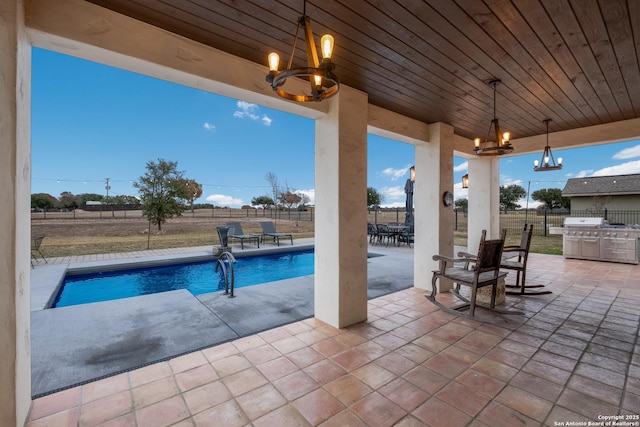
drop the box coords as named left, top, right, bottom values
left=27, top=249, right=640, bottom=426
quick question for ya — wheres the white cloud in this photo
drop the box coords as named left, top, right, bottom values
left=205, top=194, right=243, bottom=207
left=454, top=161, right=468, bottom=172
left=575, top=170, right=594, bottom=178
left=453, top=181, right=468, bottom=200
left=500, top=175, right=523, bottom=187
left=381, top=185, right=406, bottom=199
left=381, top=166, right=411, bottom=181
left=203, top=122, right=215, bottom=131
left=233, top=101, right=259, bottom=120
left=517, top=199, right=542, bottom=209
left=381, top=201, right=406, bottom=208
left=378, top=185, right=407, bottom=207
left=233, top=101, right=273, bottom=126
left=571, top=161, right=640, bottom=179
left=591, top=160, right=640, bottom=176
left=612, top=144, right=640, bottom=160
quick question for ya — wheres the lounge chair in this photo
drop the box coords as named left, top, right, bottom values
left=225, top=222, right=260, bottom=249
left=427, top=229, right=522, bottom=318
left=259, top=221, right=293, bottom=246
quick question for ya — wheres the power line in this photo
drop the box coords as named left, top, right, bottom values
left=31, top=177, right=272, bottom=189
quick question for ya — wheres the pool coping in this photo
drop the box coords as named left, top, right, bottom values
left=31, top=243, right=316, bottom=311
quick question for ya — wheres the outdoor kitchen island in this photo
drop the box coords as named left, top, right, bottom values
left=550, top=217, right=640, bottom=264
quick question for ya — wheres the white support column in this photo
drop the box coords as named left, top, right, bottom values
left=414, top=123, right=454, bottom=291
left=314, top=86, right=368, bottom=328
left=467, top=157, right=501, bottom=251
left=0, top=1, right=32, bottom=425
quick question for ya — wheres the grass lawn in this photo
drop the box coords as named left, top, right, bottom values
left=32, top=209, right=315, bottom=258
left=32, top=208, right=563, bottom=258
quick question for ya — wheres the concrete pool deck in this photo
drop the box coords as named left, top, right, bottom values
left=30, top=239, right=415, bottom=397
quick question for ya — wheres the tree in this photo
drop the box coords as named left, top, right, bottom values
left=298, top=192, right=311, bottom=209
left=59, top=191, right=81, bottom=210
left=265, top=172, right=281, bottom=207
left=251, top=195, right=275, bottom=209
left=531, top=188, right=570, bottom=210
left=133, top=159, right=190, bottom=231
left=31, top=193, right=57, bottom=210
left=454, top=198, right=468, bottom=210
left=499, top=184, right=526, bottom=211
left=102, top=194, right=140, bottom=205
left=591, top=193, right=611, bottom=212
left=367, top=187, right=383, bottom=209
left=120, top=195, right=141, bottom=205
left=184, top=179, right=203, bottom=213
left=279, top=190, right=302, bottom=210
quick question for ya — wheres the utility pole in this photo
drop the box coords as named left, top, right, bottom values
left=105, top=178, right=111, bottom=198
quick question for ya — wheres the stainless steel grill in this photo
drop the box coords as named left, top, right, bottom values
left=561, top=217, right=639, bottom=264
left=563, top=217, right=604, bottom=228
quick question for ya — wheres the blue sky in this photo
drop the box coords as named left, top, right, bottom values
left=32, top=48, right=640, bottom=208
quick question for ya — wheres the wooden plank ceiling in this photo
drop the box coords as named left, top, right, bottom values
left=86, top=0, right=640, bottom=141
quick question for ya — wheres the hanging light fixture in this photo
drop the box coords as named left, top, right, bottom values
left=534, top=119, right=563, bottom=171
left=474, top=80, right=514, bottom=156
left=461, top=174, right=469, bottom=188
left=265, top=0, right=339, bottom=102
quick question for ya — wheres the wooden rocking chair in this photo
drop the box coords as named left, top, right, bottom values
left=502, top=224, right=551, bottom=296
left=427, top=229, right=522, bottom=318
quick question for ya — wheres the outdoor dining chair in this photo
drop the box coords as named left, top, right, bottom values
left=31, top=235, right=47, bottom=266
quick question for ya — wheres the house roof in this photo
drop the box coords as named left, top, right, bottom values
left=562, top=174, right=640, bottom=197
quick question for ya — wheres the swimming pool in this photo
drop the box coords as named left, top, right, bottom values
left=53, top=249, right=314, bottom=308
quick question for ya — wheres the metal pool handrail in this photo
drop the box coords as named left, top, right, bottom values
left=214, top=251, right=237, bottom=298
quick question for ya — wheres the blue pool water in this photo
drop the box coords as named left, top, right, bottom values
left=53, top=250, right=314, bottom=308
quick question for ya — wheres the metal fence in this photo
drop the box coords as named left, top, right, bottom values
left=33, top=206, right=639, bottom=237
left=454, top=208, right=640, bottom=237
left=31, top=206, right=316, bottom=222
left=367, top=207, right=640, bottom=238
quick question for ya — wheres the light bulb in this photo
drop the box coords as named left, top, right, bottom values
left=502, top=132, right=510, bottom=143
left=320, top=34, right=334, bottom=59
left=314, top=75, right=322, bottom=87
left=474, top=138, right=481, bottom=148
left=268, top=52, right=279, bottom=72
left=558, top=157, right=563, bottom=165
left=534, top=160, right=539, bottom=167
left=544, top=155, right=549, bottom=165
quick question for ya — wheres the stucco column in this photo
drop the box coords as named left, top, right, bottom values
left=467, top=156, right=500, bottom=251
left=314, top=86, right=368, bottom=328
left=414, top=122, right=454, bottom=291
left=0, top=1, right=32, bottom=425
left=435, top=123, right=455, bottom=264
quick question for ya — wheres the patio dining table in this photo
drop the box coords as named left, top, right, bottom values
left=387, top=224, right=411, bottom=247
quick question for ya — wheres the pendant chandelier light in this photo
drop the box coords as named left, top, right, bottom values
left=534, top=119, right=563, bottom=171
left=474, top=80, right=514, bottom=156
left=265, top=0, right=339, bottom=102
